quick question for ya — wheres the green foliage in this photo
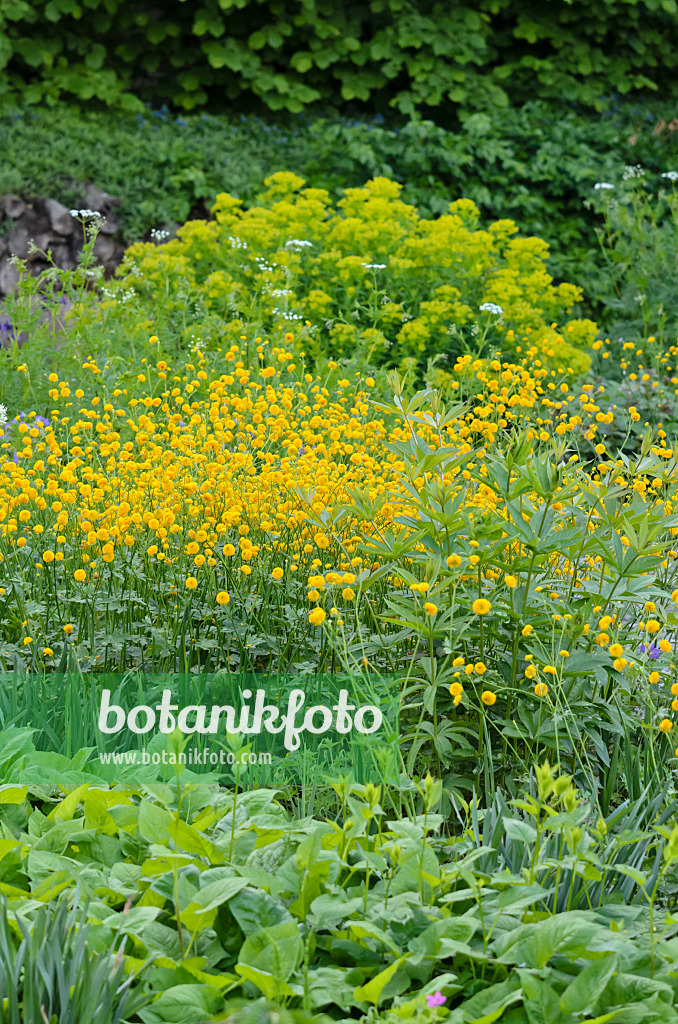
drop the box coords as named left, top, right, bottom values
left=83, top=173, right=594, bottom=374
left=2, top=1, right=678, bottom=117
left=0, top=898, right=149, bottom=1024
left=4, top=100, right=678, bottom=293
left=0, top=748, right=676, bottom=1021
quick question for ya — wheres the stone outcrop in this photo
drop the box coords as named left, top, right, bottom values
left=0, top=185, right=126, bottom=296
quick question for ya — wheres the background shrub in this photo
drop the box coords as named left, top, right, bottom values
left=3, top=0, right=678, bottom=117
left=81, top=173, right=596, bottom=375
left=3, top=100, right=678, bottom=305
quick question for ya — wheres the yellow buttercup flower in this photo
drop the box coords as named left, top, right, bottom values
left=472, top=598, right=492, bottom=615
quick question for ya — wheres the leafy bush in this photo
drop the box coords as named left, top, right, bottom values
left=4, top=100, right=678, bottom=292
left=89, top=173, right=596, bottom=374
left=3, top=1, right=678, bottom=116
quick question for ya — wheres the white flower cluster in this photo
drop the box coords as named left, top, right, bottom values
left=70, top=209, right=104, bottom=219
left=228, top=236, right=247, bottom=249
left=361, top=262, right=387, bottom=269
left=151, top=228, right=171, bottom=241
left=479, top=302, right=503, bottom=315
left=272, top=309, right=303, bottom=320
left=622, top=165, right=645, bottom=180
left=0, top=403, right=7, bottom=425
left=662, top=171, right=678, bottom=181
left=285, top=239, right=313, bottom=249
left=255, top=256, right=275, bottom=272
left=593, top=182, right=615, bottom=190
left=271, top=288, right=293, bottom=297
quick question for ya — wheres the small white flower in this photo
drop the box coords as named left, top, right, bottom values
left=622, top=165, right=645, bottom=180
left=0, top=404, right=7, bottom=425
left=285, top=239, right=313, bottom=248
left=662, top=171, right=678, bottom=181
left=361, top=263, right=386, bottom=269
left=593, top=182, right=615, bottom=190
left=271, top=289, right=293, bottom=297
left=479, top=302, right=503, bottom=315
left=70, top=208, right=103, bottom=219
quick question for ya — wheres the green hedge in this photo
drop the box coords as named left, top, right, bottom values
left=2, top=0, right=678, bottom=116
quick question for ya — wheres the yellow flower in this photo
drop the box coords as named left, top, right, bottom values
left=452, top=656, right=465, bottom=666
left=474, top=662, right=486, bottom=675
left=342, top=587, right=355, bottom=601
left=23, top=637, right=32, bottom=645
left=613, top=657, right=627, bottom=672
left=42, top=550, right=54, bottom=564
left=241, top=565, right=252, bottom=575
left=525, top=664, right=537, bottom=679
left=185, top=577, right=198, bottom=590
left=449, top=682, right=464, bottom=696
left=608, top=643, right=623, bottom=658
left=646, top=620, right=661, bottom=634
left=309, top=608, right=327, bottom=626
left=672, top=589, right=678, bottom=603
left=481, top=690, right=496, bottom=706
left=272, top=567, right=284, bottom=580
left=63, top=624, right=74, bottom=635
left=543, top=665, right=556, bottom=675
left=599, top=615, right=613, bottom=630
left=43, top=647, right=53, bottom=656
left=660, top=639, right=672, bottom=652
left=74, top=569, right=86, bottom=582
left=521, top=624, right=533, bottom=636
left=504, top=575, right=517, bottom=588
left=534, top=682, right=549, bottom=697
left=424, top=602, right=437, bottom=616
left=446, top=554, right=461, bottom=569
left=650, top=671, right=661, bottom=684
left=472, top=598, right=492, bottom=615
left=216, top=591, right=230, bottom=605
left=659, top=718, right=673, bottom=733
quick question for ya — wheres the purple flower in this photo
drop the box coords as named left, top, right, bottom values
left=640, top=643, right=661, bottom=660
left=426, top=992, right=446, bottom=1008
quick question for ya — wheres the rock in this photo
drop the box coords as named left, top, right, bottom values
left=0, top=260, right=20, bottom=294
left=84, top=184, right=121, bottom=212
left=99, top=212, right=120, bottom=235
left=44, top=198, right=75, bottom=237
left=93, top=234, right=123, bottom=268
left=6, top=226, right=32, bottom=259
left=1, top=195, right=26, bottom=219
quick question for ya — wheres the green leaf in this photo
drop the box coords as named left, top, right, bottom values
left=559, top=955, right=618, bottom=1015
left=138, top=983, right=225, bottom=1024
left=354, top=956, right=407, bottom=1007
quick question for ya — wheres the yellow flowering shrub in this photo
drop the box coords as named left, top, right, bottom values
left=92, top=173, right=596, bottom=373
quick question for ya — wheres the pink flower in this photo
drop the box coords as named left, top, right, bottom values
left=426, top=992, right=446, bottom=1008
